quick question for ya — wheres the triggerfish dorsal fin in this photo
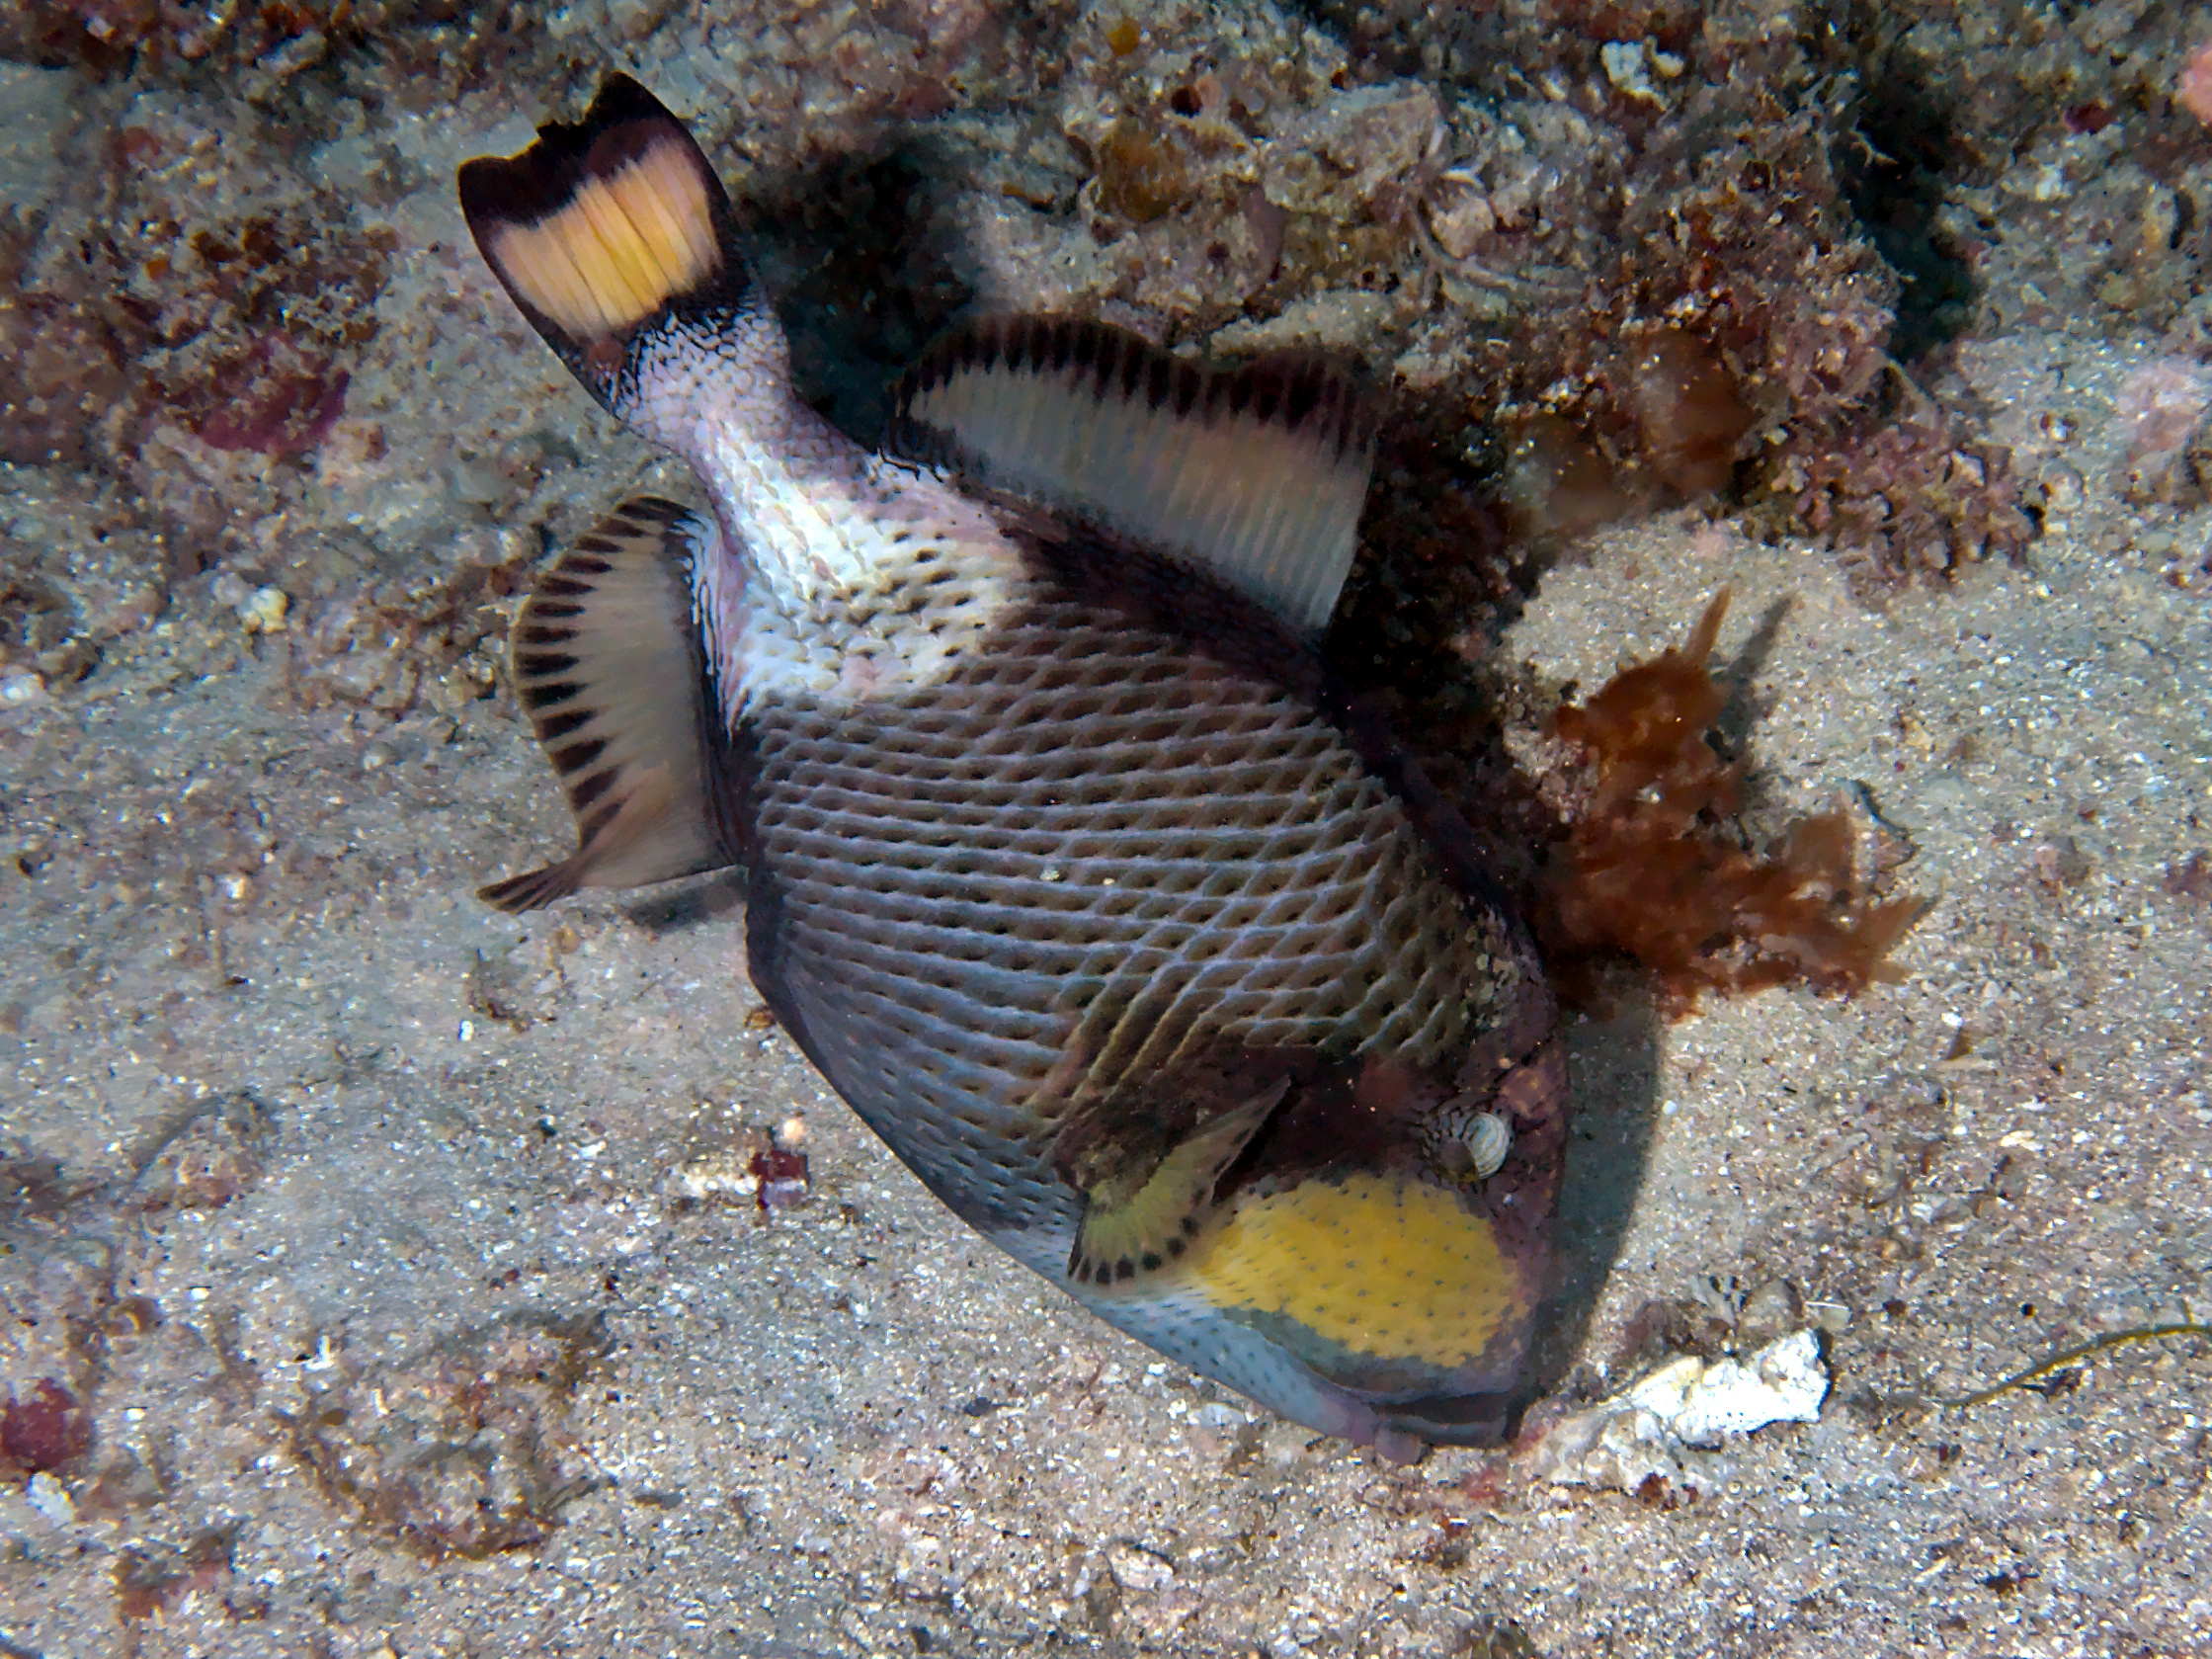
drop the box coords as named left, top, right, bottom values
left=478, top=497, right=738, bottom=914
left=890, top=317, right=1380, bottom=635
left=456, top=74, right=749, bottom=410
left=1067, top=1084, right=1283, bottom=1288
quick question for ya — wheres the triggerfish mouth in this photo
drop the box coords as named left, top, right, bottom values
left=457, top=75, right=1568, bottom=1458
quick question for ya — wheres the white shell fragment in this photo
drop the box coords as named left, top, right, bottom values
left=1599, top=41, right=1665, bottom=106
left=240, top=585, right=290, bottom=633
left=1534, top=1330, right=1831, bottom=1496
left=25, top=1471, right=76, bottom=1528
left=1106, top=1542, right=1177, bottom=1593
left=1625, top=1329, right=1829, bottom=1448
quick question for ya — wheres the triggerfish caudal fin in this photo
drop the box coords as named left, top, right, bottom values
left=891, top=316, right=1379, bottom=635
left=456, top=73, right=750, bottom=411
left=477, top=497, right=739, bottom=913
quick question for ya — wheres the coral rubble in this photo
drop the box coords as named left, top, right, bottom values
left=7, top=0, right=2208, bottom=707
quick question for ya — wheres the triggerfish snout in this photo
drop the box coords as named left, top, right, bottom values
left=454, top=74, right=1569, bottom=1457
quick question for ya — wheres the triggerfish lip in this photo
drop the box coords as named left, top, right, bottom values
left=1262, top=1337, right=1519, bottom=1458
left=1319, top=1382, right=1516, bottom=1463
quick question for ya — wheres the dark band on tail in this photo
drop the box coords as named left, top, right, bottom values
left=457, top=74, right=749, bottom=407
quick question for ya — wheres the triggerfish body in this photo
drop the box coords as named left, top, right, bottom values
left=457, top=76, right=1568, bottom=1457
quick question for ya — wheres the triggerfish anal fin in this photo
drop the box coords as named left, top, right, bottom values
left=478, top=497, right=739, bottom=914
left=889, top=316, right=1380, bottom=634
left=455, top=73, right=750, bottom=409
left=1065, top=1084, right=1284, bottom=1289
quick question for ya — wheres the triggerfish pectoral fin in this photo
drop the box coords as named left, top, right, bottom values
left=478, top=497, right=740, bottom=913
left=1067, top=1083, right=1284, bottom=1287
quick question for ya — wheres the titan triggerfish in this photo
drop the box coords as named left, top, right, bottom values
left=457, top=75, right=1568, bottom=1458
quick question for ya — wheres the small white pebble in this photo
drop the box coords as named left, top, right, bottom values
left=26, top=1472, right=75, bottom=1527
left=239, top=586, right=289, bottom=633
left=675, top=1149, right=760, bottom=1202
left=1106, top=1541, right=1175, bottom=1592
left=1599, top=40, right=1663, bottom=104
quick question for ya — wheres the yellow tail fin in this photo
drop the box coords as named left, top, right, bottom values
left=457, top=75, right=746, bottom=404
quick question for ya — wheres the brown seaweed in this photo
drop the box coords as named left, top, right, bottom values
left=1540, top=592, right=1925, bottom=1009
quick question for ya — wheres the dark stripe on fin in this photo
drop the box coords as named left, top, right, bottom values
left=1066, top=1084, right=1284, bottom=1290
left=890, top=316, right=1379, bottom=633
left=478, top=495, right=738, bottom=914
left=457, top=75, right=750, bottom=411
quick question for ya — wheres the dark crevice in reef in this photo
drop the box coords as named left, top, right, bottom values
left=743, top=149, right=979, bottom=445
left=1840, top=52, right=1981, bottom=365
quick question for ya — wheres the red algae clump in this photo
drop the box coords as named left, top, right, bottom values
left=1541, top=593, right=1926, bottom=1010
left=1778, top=408, right=2036, bottom=594
left=0, top=1376, right=95, bottom=1478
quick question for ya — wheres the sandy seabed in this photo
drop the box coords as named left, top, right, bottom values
left=3, top=18, right=2211, bottom=1659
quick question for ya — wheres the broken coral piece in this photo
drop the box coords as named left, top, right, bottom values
left=1533, top=1330, right=1830, bottom=1498
left=1623, top=1330, right=1830, bottom=1447
left=1542, top=591, right=1925, bottom=1008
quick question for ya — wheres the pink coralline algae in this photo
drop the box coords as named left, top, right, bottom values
left=1780, top=410, right=2035, bottom=591
left=2112, top=358, right=2212, bottom=507
left=2178, top=42, right=2212, bottom=125
left=2113, top=359, right=2212, bottom=462
left=193, top=337, right=351, bottom=458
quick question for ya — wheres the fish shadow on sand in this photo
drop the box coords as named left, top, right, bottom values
left=1525, top=998, right=1665, bottom=1408
left=737, top=142, right=983, bottom=441
left=621, top=869, right=748, bottom=935
left=1708, top=595, right=1795, bottom=758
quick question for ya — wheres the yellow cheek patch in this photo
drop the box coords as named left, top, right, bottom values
left=1191, top=1173, right=1520, bottom=1366
left=487, top=136, right=719, bottom=339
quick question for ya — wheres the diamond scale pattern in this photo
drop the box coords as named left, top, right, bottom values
left=740, top=599, right=1520, bottom=1234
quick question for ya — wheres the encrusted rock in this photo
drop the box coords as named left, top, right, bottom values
left=1262, top=80, right=1438, bottom=220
